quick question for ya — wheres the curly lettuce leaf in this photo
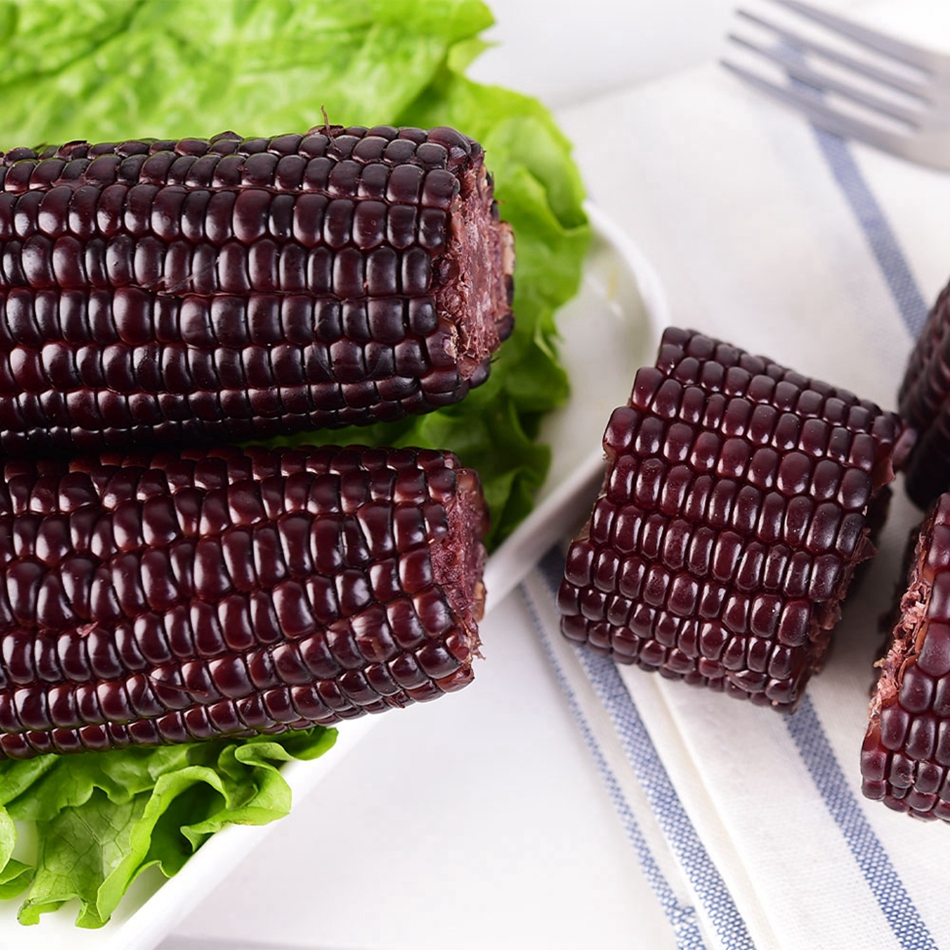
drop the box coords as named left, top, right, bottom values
left=0, top=0, right=589, bottom=927
left=2, top=728, right=336, bottom=928
left=0, top=0, right=495, bottom=145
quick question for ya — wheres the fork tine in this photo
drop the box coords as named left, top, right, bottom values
left=728, top=33, right=924, bottom=128
left=766, top=0, right=937, bottom=72
left=737, top=9, right=931, bottom=100
left=722, top=58, right=909, bottom=152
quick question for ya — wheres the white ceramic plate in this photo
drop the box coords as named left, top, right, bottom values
left=0, top=203, right=667, bottom=950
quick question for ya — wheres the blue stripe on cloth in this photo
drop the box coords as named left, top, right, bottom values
left=520, top=579, right=708, bottom=950
left=782, top=46, right=927, bottom=338
left=810, top=126, right=928, bottom=338
left=785, top=699, right=938, bottom=950
left=535, top=548, right=755, bottom=950
left=796, top=90, right=936, bottom=947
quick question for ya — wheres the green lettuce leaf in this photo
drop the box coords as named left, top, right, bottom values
left=3, top=727, right=336, bottom=928
left=0, top=0, right=589, bottom=926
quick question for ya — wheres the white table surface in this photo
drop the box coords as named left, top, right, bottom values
left=164, top=2, right=931, bottom=948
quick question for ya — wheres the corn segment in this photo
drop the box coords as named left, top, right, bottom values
left=558, top=328, right=901, bottom=711
left=0, top=126, right=514, bottom=453
left=898, top=281, right=950, bottom=507
left=862, top=494, right=950, bottom=820
left=0, top=444, right=488, bottom=758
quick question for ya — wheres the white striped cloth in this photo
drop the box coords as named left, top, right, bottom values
left=532, top=20, right=950, bottom=950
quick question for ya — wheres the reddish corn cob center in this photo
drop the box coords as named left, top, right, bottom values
left=0, top=125, right=514, bottom=452
left=0, top=444, right=488, bottom=759
left=897, top=280, right=950, bottom=507
left=558, top=328, right=901, bottom=711
left=862, top=494, right=950, bottom=820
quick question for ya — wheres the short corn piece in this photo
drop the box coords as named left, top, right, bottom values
left=0, top=443, right=488, bottom=758
left=898, top=279, right=950, bottom=507
left=557, top=328, right=901, bottom=711
left=0, top=125, right=514, bottom=453
left=862, top=493, right=950, bottom=820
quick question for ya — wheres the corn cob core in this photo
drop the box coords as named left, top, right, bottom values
left=897, top=280, right=950, bottom=507
left=558, top=328, right=901, bottom=711
left=862, top=494, right=950, bottom=820
left=0, top=125, right=514, bottom=453
left=0, top=444, right=488, bottom=758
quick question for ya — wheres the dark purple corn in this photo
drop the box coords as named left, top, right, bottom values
left=0, top=125, right=514, bottom=453
left=862, top=494, right=950, bottom=820
left=0, top=443, right=487, bottom=758
left=558, top=327, right=902, bottom=711
left=898, top=280, right=950, bottom=507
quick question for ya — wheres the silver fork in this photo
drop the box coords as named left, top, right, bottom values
left=722, top=0, right=950, bottom=170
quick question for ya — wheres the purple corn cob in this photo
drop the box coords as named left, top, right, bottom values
left=862, top=494, right=950, bottom=820
left=0, top=443, right=488, bottom=758
left=557, top=328, right=901, bottom=711
left=897, top=280, right=950, bottom=507
left=0, top=125, right=514, bottom=453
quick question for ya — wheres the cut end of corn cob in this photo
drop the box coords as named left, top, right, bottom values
left=0, top=124, right=514, bottom=452
left=862, top=494, right=950, bottom=820
left=0, top=443, right=488, bottom=758
left=558, top=327, right=901, bottom=711
left=428, top=127, right=515, bottom=381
